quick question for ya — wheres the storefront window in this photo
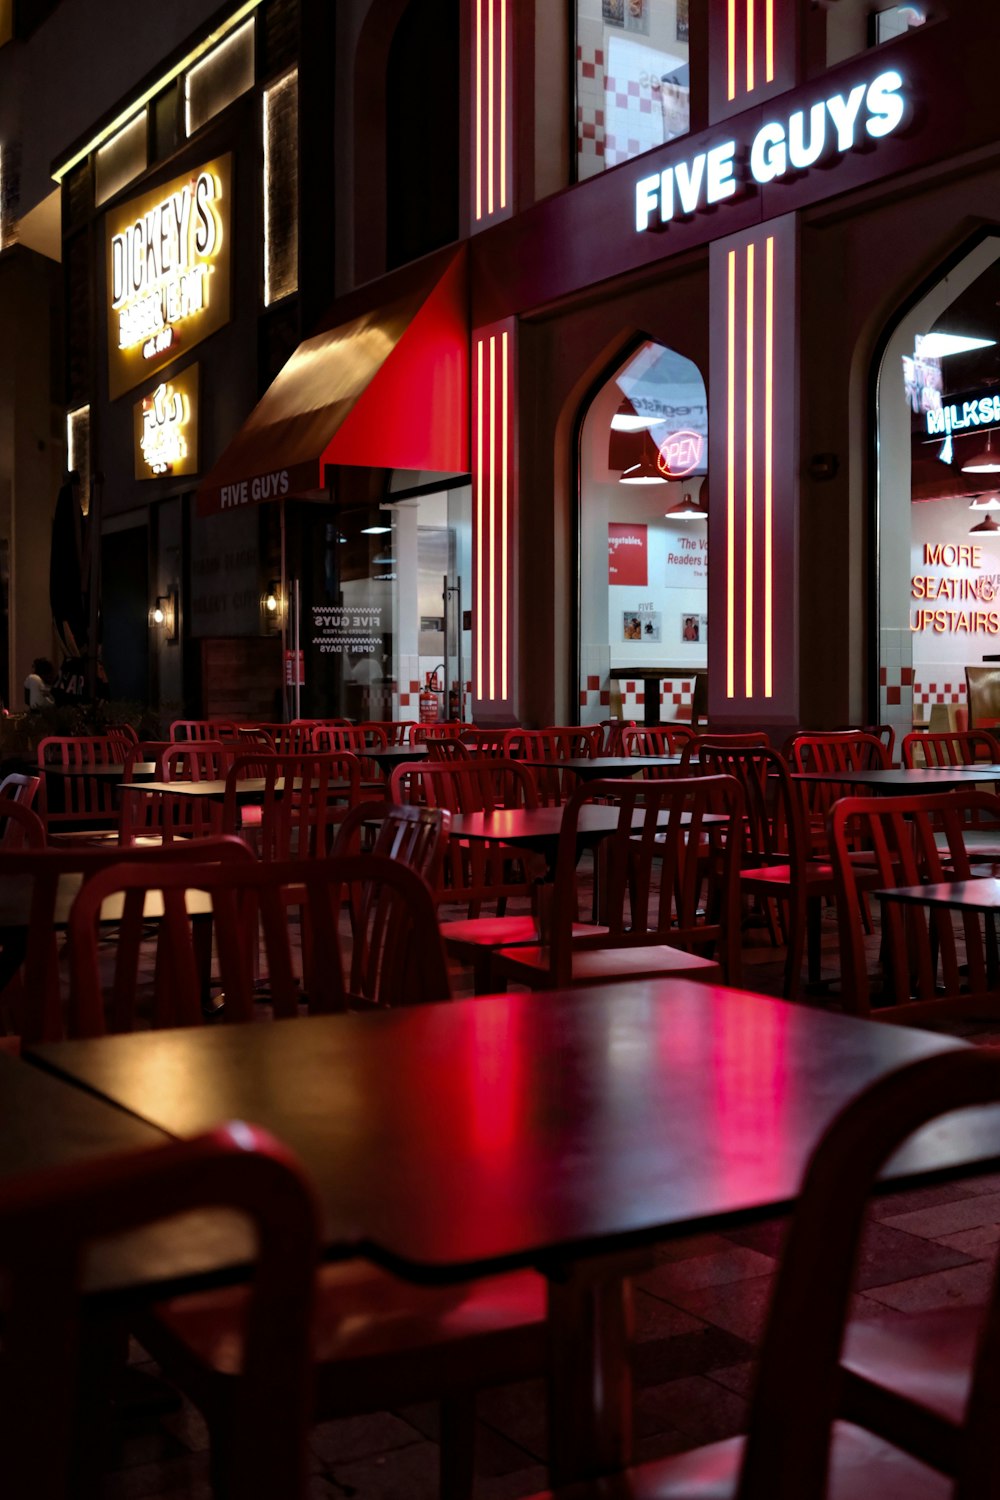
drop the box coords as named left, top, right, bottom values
left=826, top=1, right=929, bottom=67
left=576, top=0, right=691, bottom=182
left=294, top=477, right=473, bottom=724
left=876, top=237, right=1000, bottom=741
left=579, top=340, right=707, bottom=726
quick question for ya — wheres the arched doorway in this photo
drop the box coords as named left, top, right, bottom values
left=577, top=339, right=708, bottom=726
left=876, top=236, right=1000, bottom=741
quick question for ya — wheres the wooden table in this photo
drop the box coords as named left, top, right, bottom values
left=120, top=778, right=275, bottom=806
left=24, top=981, right=1000, bottom=1484
left=556, top=755, right=683, bottom=781
left=793, top=765, right=1000, bottom=792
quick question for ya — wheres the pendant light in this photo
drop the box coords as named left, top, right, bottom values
left=969, top=512, right=1000, bottom=534
left=620, top=457, right=667, bottom=484
left=969, top=493, right=1000, bottom=510
left=962, top=429, right=1000, bottom=473
left=611, top=396, right=658, bottom=432
left=665, top=481, right=709, bottom=520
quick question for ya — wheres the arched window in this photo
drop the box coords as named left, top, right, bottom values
left=386, top=0, right=459, bottom=270
left=578, top=339, right=708, bottom=725
left=875, top=237, right=1000, bottom=739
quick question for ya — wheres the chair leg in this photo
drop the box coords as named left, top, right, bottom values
left=806, top=897, right=823, bottom=985
left=439, top=1391, right=477, bottom=1500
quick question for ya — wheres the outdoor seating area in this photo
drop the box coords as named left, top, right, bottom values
left=3, top=717, right=1000, bottom=1496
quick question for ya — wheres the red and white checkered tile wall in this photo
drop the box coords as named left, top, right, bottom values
left=580, top=675, right=696, bottom=720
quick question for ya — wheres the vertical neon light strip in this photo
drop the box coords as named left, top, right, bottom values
left=745, top=243, right=755, bottom=697
left=489, top=335, right=497, bottom=700
left=727, top=0, right=736, bottom=101
left=487, top=0, right=495, bottom=217
left=765, top=0, right=774, bottom=82
left=499, top=0, right=507, bottom=210
left=764, top=236, right=774, bottom=697
left=501, top=331, right=509, bottom=697
left=726, top=251, right=736, bottom=698
left=475, top=0, right=483, bottom=220
left=746, top=0, right=755, bottom=93
left=476, top=339, right=485, bottom=692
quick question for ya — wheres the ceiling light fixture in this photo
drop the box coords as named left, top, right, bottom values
left=962, top=430, right=1000, bottom=473
left=620, top=455, right=668, bottom=485
left=969, top=512, right=1000, bottom=534
left=611, top=396, right=661, bottom=433
left=665, top=486, right=708, bottom=520
left=916, top=332, right=997, bottom=358
left=360, top=524, right=393, bottom=535
left=969, top=493, right=1000, bottom=510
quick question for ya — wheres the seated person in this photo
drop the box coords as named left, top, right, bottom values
left=23, top=657, right=56, bottom=709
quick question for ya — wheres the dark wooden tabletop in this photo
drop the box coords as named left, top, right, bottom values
left=120, top=778, right=276, bottom=804
left=558, top=755, right=683, bottom=778
left=876, top=877, right=1000, bottom=911
left=792, top=765, right=1000, bottom=790
left=46, top=762, right=157, bottom=781
left=25, top=982, right=994, bottom=1289
left=0, top=1052, right=242, bottom=1301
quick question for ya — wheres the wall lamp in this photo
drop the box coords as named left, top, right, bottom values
left=150, top=590, right=178, bottom=642
left=261, top=579, right=283, bottom=631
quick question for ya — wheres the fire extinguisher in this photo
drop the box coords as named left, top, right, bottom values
left=419, top=673, right=439, bottom=723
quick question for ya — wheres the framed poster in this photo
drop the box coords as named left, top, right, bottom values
left=624, top=610, right=662, bottom=642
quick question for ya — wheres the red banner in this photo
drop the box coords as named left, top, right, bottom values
left=608, top=523, right=648, bottom=586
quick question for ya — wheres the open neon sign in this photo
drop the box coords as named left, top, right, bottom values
left=657, top=430, right=703, bottom=477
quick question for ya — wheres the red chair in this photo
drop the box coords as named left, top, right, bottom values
left=410, top=721, right=465, bottom=744
left=598, top=718, right=636, bottom=754
left=492, top=775, right=743, bottom=991
left=311, top=724, right=387, bottom=790
left=425, top=736, right=472, bottom=761
left=0, top=1122, right=320, bottom=1500
left=622, top=724, right=694, bottom=756
left=0, top=838, right=254, bottom=1044
left=159, top=740, right=234, bottom=840
left=536, top=1048, right=1000, bottom=1500
left=692, top=741, right=850, bottom=999
left=169, top=720, right=239, bottom=742
left=223, top=752, right=361, bottom=860
left=389, top=758, right=541, bottom=919
left=517, top=727, right=600, bottom=806
left=0, top=772, right=41, bottom=814
left=830, top=789, right=1000, bottom=1024
left=0, top=797, right=45, bottom=850
left=68, top=852, right=451, bottom=1029
left=360, top=720, right=413, bottom=746
left=788, top=730, right=890, bottom=860
left=460, top=727, right=518, bottom=756
left=118, top=742, right=172, bottom=846
left=901, top=729, right=1000, bottom=767
left=36, top=735, right=122, bottom=840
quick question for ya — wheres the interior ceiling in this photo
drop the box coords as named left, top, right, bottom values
left=912, top=256, right=1000, bottom=502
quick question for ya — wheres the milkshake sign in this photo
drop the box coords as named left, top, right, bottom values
left=106, top=156, right=232, bottom=399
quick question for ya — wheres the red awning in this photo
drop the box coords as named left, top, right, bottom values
left=196, top=247, right=468, bottom=516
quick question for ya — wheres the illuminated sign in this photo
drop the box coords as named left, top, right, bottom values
left=926, top=393, right=1000, bottom=436
left=657, top=430, right=703, bottom=478
left=133, top=365, right=199, bottom=479
left=634, top=70, right=906, bottom=232
left=910, top=542, right=1000, bottom=635
left=107, top=156, right=231, bottom=400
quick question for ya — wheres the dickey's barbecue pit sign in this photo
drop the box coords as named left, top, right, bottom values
left=106, top=156, right=232, bottom=400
